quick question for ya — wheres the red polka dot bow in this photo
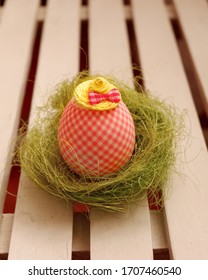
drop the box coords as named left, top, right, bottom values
left=88, top=89, right=121, bottom=105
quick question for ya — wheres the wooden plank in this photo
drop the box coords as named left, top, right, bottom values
left=0, top=0, right=39, bottom=214
left=89, top=0, right=152, bottom=260
left=31, top=0, right=81, bottom=107
left=8, top=0, right=81, bottom=259
left=0, top=214, right=13, bottom=254
left=89, top=0, right=133, bottom=84
left=132, top=0, right=208, bottom=259
left=81, top=5, right=132, bottom=21
left=173, top=0, right=208, bottom=115
left=0, top=6, right=3, bottom=20
left=9, top=178, right=74, bottom=259
left=150, top=211, right=168, bottom=250
left=90, top=205, right=152, bottom=260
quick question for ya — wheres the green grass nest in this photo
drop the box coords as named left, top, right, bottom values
left=18, top=73, right=183, bottom=212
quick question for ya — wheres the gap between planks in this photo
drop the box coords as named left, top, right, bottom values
left=173, top=0, right=208, bottom=116
left=89, top=0, right=152, bottom=260
left=0, top=211, right=169, bottom=258
left=8, top=0, right=81, bottom=260
left=132, top=0, right=208, bottom=259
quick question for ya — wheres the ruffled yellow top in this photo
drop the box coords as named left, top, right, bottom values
left=73, top=77, right=121, bottom=111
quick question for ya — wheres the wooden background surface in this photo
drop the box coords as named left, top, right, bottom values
left=0, top=0, right=208, bottom=260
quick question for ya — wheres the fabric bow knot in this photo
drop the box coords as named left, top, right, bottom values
left=88, top=89, right=121, bottom=105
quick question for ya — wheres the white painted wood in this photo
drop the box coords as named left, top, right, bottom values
left=150, top=211, right=168, bottom=249
left=8, top=0, right=81, bottom=259
left=0, top=214, right=13, bottom=254
left=2, top=0, right=206, bottom=261
left=0, top=7, right=3, bottom=21
left=174, top=0, right=208, bottom=115
left=0, top=0, right=39, bottom=214
left=90, top=205, right=152, bottom=260
left=31, top=0, right=81, bottom=110
left=37, top=6, right=46, bottom=22
left=166, top=3, right=177, bottom=20
left=89, top=0, right=152, bottom=260
left=89, top=0, right=133, bottom=85
left=81, top=5, right=132, bottom=21
left=132, top=0, right=208, bottom=259
left=9, top=178, right=73, bottom=259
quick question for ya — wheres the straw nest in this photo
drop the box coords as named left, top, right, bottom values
left=17, top=73, right=183, bottom=212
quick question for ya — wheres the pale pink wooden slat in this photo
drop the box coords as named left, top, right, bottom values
left=8, top=0, right=81, bottom=260
left=0, top=6, right=4, bottom=20
left=0, top=214, right=13, bottom=254
left=174, top=0, right=208, bottom=115
left=0, top=0, right=39, bottom=214
left=89, top=0, right=133, bottom=84
left=132, top=0, right=208, bottom=259
left=150, top=211, right=168, bottom=250
left=89, top=0, right=153, bottom=260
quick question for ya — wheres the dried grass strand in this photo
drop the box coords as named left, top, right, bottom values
left=17, top=73, right=184, bottom=212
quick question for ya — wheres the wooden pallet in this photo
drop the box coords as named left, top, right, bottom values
left=0, top=0, right=208, bottom=260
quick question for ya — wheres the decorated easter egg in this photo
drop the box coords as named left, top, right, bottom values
left=58, top=77, right=135, bottom=177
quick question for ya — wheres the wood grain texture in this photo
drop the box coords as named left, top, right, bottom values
left=132, top=0, right=208, bottom=259
left=8, top=0, right=81, bottom=259
left=89, top=0, right=153, bottom=260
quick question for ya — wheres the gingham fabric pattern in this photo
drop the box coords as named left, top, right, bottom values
left=58, top=100, right=135, bottom=177
left=88, top=89, right=121, bottom=105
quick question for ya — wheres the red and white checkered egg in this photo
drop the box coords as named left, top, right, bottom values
left=58, top=100, right=135, bottom=177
